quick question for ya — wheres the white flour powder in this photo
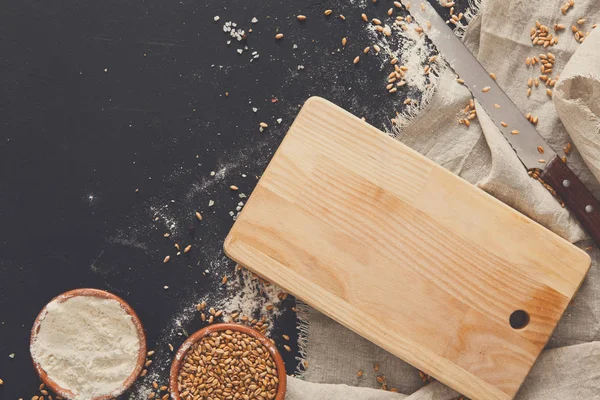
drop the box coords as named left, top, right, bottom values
left=31, top=296, right=141, bottom=400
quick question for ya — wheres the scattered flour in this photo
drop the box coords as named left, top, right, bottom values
left=365, top=19, right=437, bottom=92
left=217, top=268, right=284, bottom=325
left=31, top=296, right=141, bottom=400
left=150, top=204, right=179, bottom=235
left=359, top=5, right=459, bottom=132
left=399, top=36, right=432, bottom=89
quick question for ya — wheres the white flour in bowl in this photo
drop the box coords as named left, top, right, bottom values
left=30, top=295, right=142, bottom=400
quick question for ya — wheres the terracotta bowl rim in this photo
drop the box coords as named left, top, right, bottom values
left=30, top=288, right=147, bottom=400
left=169, top=323, right=287, bottom=400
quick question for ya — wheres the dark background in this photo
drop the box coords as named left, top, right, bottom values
left=0, top=0, right=463, bottom=397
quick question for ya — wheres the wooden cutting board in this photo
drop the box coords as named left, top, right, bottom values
left=224, top=97, right=591, bottom=400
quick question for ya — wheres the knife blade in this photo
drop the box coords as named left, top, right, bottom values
left=401, top=0, right=600, bottom=245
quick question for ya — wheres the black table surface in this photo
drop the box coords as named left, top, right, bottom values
left=0, top=0, right=464, bottom=396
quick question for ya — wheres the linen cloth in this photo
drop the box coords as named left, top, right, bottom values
left=287, top=0, right=600, bottom=398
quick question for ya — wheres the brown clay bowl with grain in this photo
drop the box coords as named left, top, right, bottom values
left=169, top=323, right=287, bottom=400
left=30, top=288, right=147, bottom=400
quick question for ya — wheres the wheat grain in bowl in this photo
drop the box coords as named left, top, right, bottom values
left=170, top=323, right=287, bottom=400
left=30, top=289, right=147, bottom=400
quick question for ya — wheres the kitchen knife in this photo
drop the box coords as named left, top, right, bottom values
left=401, top=0, right=600, bottom=245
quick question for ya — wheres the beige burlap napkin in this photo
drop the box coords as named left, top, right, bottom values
left=288, top=339, right=600, bottom=398
left=288, top=0, right=600, bottom=398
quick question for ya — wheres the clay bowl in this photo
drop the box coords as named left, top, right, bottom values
left=30, top=288, right=147, bottom=400
left=170, top=323, right=287, bottom=400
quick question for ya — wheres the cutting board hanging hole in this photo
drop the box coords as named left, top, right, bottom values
left=509, top=310, right=530, bottom=329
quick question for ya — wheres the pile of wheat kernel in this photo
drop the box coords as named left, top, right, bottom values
left=177, top=330, right=279, bottom=400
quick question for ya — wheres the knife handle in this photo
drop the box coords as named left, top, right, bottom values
left=540, top=155, right=600, bottom=245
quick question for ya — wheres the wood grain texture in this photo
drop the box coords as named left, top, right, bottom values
left=541, top=155, right=600, bottom=246
left=224, top=97, right=591, bottom=400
